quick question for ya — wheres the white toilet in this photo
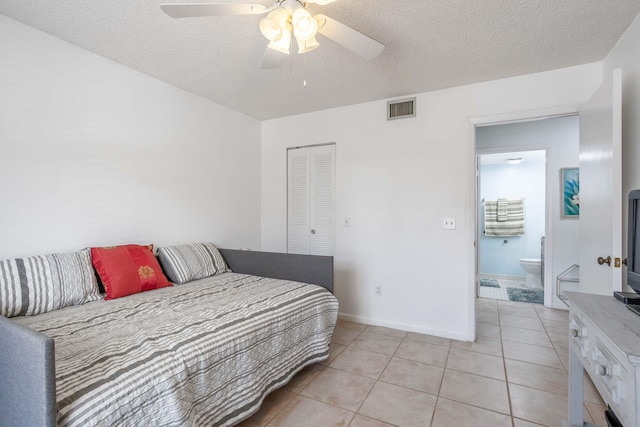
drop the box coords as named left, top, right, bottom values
left=519, top=258, right=542, bottom=288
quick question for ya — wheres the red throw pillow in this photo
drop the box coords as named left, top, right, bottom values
left=91, top=244, right=172, bottom=300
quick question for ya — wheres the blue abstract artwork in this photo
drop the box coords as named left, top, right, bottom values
left=561, top=167, right=579, bottom=218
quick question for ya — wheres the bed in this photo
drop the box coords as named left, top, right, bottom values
left=0, top=248, right=337, bottom=427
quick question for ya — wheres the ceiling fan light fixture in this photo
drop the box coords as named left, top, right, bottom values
left=259, top=17, right=282, bottom=41
left=160, top=1, right=387, bottom=68
left=260, top=8, right=288, bottom=41
left=268, top=26, right=292, bottom=54
left=314, top=15, right=327, bottom=31
left=297, top=35, right=319, bottom=53
left=292, top=8, right=318, bottom=41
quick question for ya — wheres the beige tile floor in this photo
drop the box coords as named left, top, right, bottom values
left=238, top=298, right=608, bottom=427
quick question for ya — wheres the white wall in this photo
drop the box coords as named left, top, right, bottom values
left=479, top=159, right=546, bottom=277
left=0, top=15, right=262, bottom=259
left=262, top=64, right=602, bottom=340
left=476, top=116, right=581, bottom=307
left=603, top=14, right=640, bottom=292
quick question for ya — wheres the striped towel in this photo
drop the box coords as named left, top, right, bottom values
left=484, top=198, right=525, bottom=236
left=497, top=198, right=508, bottom=222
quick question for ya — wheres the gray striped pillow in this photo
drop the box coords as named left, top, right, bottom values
left=0, top=248, right=102, bottom=318
left=157, top=243, right=229, bottom=285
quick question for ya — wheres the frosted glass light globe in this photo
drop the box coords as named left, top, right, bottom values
left=260, top=8, right=289, bottom=42
left=259, top=17, right=282, bottom=41
left=268, top=27, right=291, bottom=54
left=292, top=8, right=318, bottom=41
left=297, top=36, right=319, bottom=54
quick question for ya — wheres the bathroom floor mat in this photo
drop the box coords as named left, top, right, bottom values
left=506, top=287, right=544, bottom=304
left=480, top=278, right=500, bottom=288
left=480, top=279, right=500, bottom=288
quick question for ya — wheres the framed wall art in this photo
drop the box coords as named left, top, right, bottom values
left=561, top=167, right=579, bottom=218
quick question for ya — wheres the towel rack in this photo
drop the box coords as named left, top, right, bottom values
left=481, top=197, right=525, bottom=204
left=556, top=264, right=579, bottom=306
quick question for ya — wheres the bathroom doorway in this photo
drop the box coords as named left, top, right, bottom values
left=477, top=150, right=546, bottom=304
left=474, top=115, right=581, bottom=308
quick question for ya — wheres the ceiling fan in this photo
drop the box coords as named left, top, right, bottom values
left=160, top=0, right=385, bottom=69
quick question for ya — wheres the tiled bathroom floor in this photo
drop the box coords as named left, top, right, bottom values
left=238, top=299, right=606, bottom=427
left=478, top=276, right=534, bottom=302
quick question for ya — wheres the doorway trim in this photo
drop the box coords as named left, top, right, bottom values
left=476, top=148, right=549, bottom=305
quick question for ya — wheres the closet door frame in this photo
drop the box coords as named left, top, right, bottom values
left=287, top=143, right=336, bottom=256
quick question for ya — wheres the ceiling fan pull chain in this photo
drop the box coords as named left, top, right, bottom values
left=303, top=53, right=308, bottom=87
left=288, top=27, right=294, bottom=73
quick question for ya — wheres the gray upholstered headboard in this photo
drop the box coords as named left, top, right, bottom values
left=218, top=249, right=333, bottom=293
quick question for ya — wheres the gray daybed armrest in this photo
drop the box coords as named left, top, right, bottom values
left=219, top=249, right=334, bottom=293
left=0, top=315, right=56, bottom=427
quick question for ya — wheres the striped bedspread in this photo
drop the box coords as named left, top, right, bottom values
left=13, top=273, right=338, bottom=427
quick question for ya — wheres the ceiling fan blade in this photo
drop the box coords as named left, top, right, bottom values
left=261, top=47, right=287, bottom=69
left=315, top=14, right=384, bottom=60
left=305, top=0, right=338, bottom=4
left=160, top=3, right=269, bottom=18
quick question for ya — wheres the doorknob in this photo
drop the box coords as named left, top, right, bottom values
left=310, top=229, right=316, bottom=234
left=597, top=256, right=612, bottom=266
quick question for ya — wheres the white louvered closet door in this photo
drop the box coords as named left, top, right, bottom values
left=287, top=144, right=335, bottom=256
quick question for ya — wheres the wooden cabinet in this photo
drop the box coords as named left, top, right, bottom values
left=566, top=292, right=640, bottom=427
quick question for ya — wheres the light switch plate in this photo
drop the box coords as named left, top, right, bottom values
left=443, top=217, right=456, bottom=229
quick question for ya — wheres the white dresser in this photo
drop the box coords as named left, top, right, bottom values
left=566, top=292, right=640, bottom=427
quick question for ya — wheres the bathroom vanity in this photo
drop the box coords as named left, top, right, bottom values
left=565, top=292, right=640, bottom=427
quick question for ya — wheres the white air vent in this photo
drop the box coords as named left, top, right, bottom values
left=387, top=97, right=416, bottom=120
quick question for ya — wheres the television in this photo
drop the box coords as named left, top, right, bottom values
left=617, top=190, right=640, bottom=312
left=628, top=189, right=640, bottom=295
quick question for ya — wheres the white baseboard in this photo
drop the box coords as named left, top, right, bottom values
left=338, top=312, right=472, bottom=342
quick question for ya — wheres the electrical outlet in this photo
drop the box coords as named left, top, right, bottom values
left=375, top=286, right=382, bottom=296
left=443, top=217, right=456, bottom=230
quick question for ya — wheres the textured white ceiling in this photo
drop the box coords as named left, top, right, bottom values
left=1, top=1, right=639, bottom=120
